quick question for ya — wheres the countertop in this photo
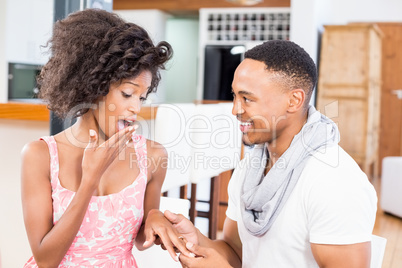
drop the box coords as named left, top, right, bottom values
left=0, top=101, right=158, bottom=121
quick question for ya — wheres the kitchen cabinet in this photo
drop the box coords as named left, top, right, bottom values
left=376, top=23, right=402, bottom=173
left=5, top=0, right=53, bottom=65
left=113, top=0, right=290, bottom=13
left=316, top=24, right=382, bottom=179
left=198, top=7, right=291, bottom=100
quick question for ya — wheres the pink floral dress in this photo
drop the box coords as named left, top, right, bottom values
left=24, top=134, right=148, bottom=267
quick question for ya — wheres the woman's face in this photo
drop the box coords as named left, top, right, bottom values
left=93, top=70, right=152, bottom=139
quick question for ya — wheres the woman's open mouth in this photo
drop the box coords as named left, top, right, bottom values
left=117, top=119, right=135, bottom=131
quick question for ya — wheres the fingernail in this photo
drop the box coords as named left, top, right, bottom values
left=134, top=125, right=139, bottom=130
left=128, top=126, right=134, bottom=131
left=89, top=129, right=96, bottom=137
left=186, top=242, right=193, bottom=249
left=189, top=253, right=196, bottom=258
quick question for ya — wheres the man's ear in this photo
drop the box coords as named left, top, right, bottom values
left=287, top=89, right=305, bottom=113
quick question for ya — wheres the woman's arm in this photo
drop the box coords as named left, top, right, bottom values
left=21, top=128, right=134, bottom=267
left=134, top=140, right=167, bottom=249
left=134, top=141, right=194, bottom=261
left=134, top=141, right=166, bottom=248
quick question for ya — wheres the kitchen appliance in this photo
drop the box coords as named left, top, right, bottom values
left=203, top=45, right=245, bottom=100
left=198, top=8, right=291, bottom=101
left=8, top=62, right=41, bottom=100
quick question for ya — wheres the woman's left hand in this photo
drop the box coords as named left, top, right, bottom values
left=142, top=209, right=195, bottom=262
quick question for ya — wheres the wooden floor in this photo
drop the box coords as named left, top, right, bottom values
left=371, top=177, right=402, bottom=268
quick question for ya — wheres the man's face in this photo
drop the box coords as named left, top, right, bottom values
left=231, top=59, right=290, bottom=146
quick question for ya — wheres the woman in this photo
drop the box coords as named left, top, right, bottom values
left=21, top=8, right=189, bottom=267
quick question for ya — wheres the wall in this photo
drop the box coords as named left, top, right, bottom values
left=113, top=9, right=169, bottom=103
left=0, top=1, right=7, bottom=103
left=320, top=0, right=402, bottom=24
left=290, top=0, right=319, bottom=63
left=291, top=0, right=402, bottom=64
left=165, top=18, right=199, bottom=103
left=290, top=0, right=402, bottom=106
left=0, top=120, right=49, bottom=268
left=290, top=0, right=320, bottom=106
left=0, top=2, right=53, bottom=265
left=0, top=0, right=53, bottom=103
left=5, top=0, right=53, bottom=65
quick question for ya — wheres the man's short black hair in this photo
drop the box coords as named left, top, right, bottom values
left=245, top=40, right=317, bottom=106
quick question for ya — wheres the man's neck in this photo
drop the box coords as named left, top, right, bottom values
left=266, top=111, right=308, bottom=168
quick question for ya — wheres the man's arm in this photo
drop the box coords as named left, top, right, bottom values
left=311, top=242, right=371, bottom=268
left=197, top=217, right=242, bottom=267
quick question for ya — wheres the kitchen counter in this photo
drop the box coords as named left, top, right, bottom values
left=0, top=100, right=234, bottom=122
left=0, top=102, right=49, bottom=121
left=0, top=102, right=158, bottom=121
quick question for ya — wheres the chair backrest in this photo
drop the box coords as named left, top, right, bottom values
left=189, top=103, right=242, bottom=183
left=153, top=102, right=242, bottom=188
left=153, top=103, right=196, bottom=192
left=370, top=234, right=387, bottom=268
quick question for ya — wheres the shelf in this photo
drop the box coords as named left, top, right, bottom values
left=204, top=9, right=290, bottom=42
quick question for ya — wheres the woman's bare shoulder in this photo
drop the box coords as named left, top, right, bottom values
left=145, top=139, right=167, bottom=159
left=21, top=139, right=51, bottom=178
left=22, top=139, right=49, bottom=158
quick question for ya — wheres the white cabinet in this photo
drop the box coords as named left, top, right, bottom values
left=113, top=10, right=168, bottom=103
left=5, top=0, right=54, bottom=65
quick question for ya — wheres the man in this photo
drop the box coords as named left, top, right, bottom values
left=163, top=40, right=378, bottom=268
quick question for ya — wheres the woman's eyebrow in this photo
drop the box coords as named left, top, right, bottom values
left=123, top=81, right=140, bottom=87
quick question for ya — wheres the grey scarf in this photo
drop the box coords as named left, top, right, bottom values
left=241, top=106, right=340, bottom=236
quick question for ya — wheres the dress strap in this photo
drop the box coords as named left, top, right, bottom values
left=39, top=136, right=60, bottom=186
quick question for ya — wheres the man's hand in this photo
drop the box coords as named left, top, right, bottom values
left=142, top=209, right=194, bottom=262
left=162, top=211, right=242, bottom=268
left=179, top=242, right=233, bottom=268
left=163, top=210, right=199, bottom=246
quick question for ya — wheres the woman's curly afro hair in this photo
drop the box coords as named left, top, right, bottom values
left=38, top=8, right=173, bottom=119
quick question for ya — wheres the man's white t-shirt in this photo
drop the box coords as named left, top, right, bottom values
left=226, top=145, right=377, bottom=268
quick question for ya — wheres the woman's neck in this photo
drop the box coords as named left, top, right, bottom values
left=62, top=112, right=105, bottom=148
